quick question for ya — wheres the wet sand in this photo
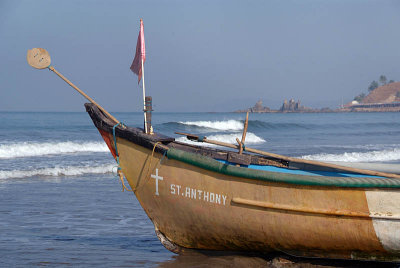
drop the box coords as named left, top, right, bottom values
left=159, top=250, right=397, bottom=268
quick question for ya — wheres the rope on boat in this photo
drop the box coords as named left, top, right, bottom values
left=112, top=123, right=124, bottom=166
left=112, top=122, right=133, bottom=192
left=112, top=124, right=166, bottom=192
left=133, top=141, right=165, bottom=192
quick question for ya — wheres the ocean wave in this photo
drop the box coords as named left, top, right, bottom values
left=166, top=120, right=318, bottom=132
left=168, top=120, right=400, bottom=133
left=249, top=121, right=313, bottom=130
left=176, top=132, right=266, bottom=147
left=302, top=148, right=400, bottom=163
left=0, top=141, right=109, bottom=159
left=178, top=120, right=244, bottom=131
left=0, top=164, right=115, bottom=180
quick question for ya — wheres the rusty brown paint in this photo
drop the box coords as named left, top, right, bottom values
left=231, top=197, right=374, bottom=218
left=111, top=136, right=392, bottom=261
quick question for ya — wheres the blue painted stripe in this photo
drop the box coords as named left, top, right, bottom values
left=217, top=160, right=384, bottom=178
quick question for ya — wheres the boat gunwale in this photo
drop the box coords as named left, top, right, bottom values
left=85, top=103, right=400, bottom=189
left=166, top=147, right=400, bottom=188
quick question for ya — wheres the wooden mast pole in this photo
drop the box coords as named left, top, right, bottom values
left=140, top=19, right=148, bottom=134
left=142, top=57, right=148, bottom=134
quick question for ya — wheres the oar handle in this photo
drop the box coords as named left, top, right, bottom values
left=48, top=66, right=119, bottom=124
left=238, top=112, right=249, bottom=154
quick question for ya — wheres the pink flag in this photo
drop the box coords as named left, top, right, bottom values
left=130, top=19, right=146, bottom=83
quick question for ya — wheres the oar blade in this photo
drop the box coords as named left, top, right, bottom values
left=27, top=48, right=51, bottom=69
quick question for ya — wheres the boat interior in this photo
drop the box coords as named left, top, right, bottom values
left=85, top=103, right=400, bottom=178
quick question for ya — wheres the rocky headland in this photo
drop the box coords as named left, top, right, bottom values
left=340, top=81, right=400, bottom=112
left=234, top=99, right=332, bottom=113
left=235, top=81, right=400, bottom=113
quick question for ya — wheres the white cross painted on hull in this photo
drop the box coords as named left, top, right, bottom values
left=151, top=168, right=163, bottom=196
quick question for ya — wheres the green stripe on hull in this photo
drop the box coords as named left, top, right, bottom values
left=166, top=148, right=400, bottom=188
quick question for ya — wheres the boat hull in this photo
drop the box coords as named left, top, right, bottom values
left=109, top=134, right=400, bottom=262
left=86, top=104, right=400, bottom=262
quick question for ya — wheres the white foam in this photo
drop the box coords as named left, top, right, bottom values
left=0, top=141, right=108, bottom=159
left=179, top=120, right=243, bottom=131
left=302, top=148, right=400, bottom=163
left=209, top=133, right=266, bottom=144
left=176, top=132, right=266, bottom=147
left=0, top=164, right=115, bottom=180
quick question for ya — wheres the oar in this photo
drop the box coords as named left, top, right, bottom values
left=237, top=111, right=249, bottom=155
left=233, top=112, right=249, bottom=166
left=26, top=48, right=120, bottom=124
left=175, top=131, right=400, bottom=179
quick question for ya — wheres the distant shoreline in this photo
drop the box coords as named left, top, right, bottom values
left=234, top=99, right=400, bottom=113
left=233, top=108, right=400, bottom=113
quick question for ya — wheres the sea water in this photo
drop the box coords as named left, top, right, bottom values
left=0, top=111, right=399, bottom=267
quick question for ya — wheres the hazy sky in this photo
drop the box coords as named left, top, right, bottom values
left=1, top=0, right=400, bottom=112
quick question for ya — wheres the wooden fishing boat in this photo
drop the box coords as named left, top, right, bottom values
left=26, top=43, right=400, bottom=262
left=85, top=103, right=400, bottom=262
